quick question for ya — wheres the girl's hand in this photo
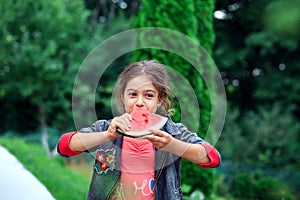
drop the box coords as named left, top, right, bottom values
left=145, top=130, right=211, bottom=164
left=106, top=113, right=132, bottom=140
left=143, top=130, right=173, bottom=150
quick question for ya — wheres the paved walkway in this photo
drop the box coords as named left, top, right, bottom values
left=0, top=145, right=55, bottom=200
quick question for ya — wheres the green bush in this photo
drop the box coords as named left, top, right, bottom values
left=231, top=173, right=255, bottom=199
left=231, top=173, right=295, bottom=200
left=0, top=136, right=90, bottom=200
left=254, top=177, right=295, bottom=200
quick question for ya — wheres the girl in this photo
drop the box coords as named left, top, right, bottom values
left=57, top=60, right=220, bottom=200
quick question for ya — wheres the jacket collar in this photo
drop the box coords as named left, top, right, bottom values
left=162, top=116, right=179, bottom=135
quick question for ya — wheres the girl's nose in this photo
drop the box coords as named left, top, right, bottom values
left=136, top=95, right=144, bottom=107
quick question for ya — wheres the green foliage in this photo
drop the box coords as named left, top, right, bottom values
left=254, top=177, right=295, bottom=200
left=0, top=136, right=90, bottom=200
left=0, top=0, right=90, bottom=132
left=73, top=16, right=134, bottom=128
left=241, top=103, right=300, bottom=169
left=182, top=161, right=216, bottom=198
left=231, top=173, right=255, bottom=199
left=214, top=1, right=300, bottom=196
left=215, top=106, right=243, bottom=160
left=253, top=60, right=300, bottom=108
left=135, top=1, right=197, bottom=35
left=263, top=0, right=300, bottom=39
left=194, top=0, right=215, bottom=55
left=214, top=0, right=300, bottom=112
left=231, top=173, right=295, bottom=200
left=216, top=103, right=300, bottom=198
left=218, top=103, right=300, bottom=170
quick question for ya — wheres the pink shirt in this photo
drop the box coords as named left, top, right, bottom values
left=111, top=137, right=155, bottom=200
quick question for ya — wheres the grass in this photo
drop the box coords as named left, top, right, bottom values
left=0, top=136, right=90, bottom=200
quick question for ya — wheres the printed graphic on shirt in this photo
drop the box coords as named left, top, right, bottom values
left=111, top=176, right=155, bottom=200
left=133, top=178, right=155, bottom=196
left=94, top=148, right=116, bottom=174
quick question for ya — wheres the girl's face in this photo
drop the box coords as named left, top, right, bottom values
left=123, top=75, right=161, bottom=114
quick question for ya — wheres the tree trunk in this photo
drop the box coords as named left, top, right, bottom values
left=39, top=105, right=51, bottom=156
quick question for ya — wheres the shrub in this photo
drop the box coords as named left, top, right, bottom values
left=231, top=173, right=295, bottom=200
left=254, top=177, right=295, bottom=200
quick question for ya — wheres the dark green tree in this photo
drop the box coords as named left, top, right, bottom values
left=83, top=0, right=141, bottom=23
left=0, top=0, right=90, bottom=154
left=214, top=0, right=300, bottom=167
left=194, top=0, right=216, bottom=55
left=132, top=0, right=218, bottom=197
left=214, top=0, right=300, bottom=113
left=181, top=0, right=219, bottom=197
left=214, top=0, right=300, bottom=197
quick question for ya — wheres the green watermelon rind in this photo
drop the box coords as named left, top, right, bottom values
left=117, top=128, right=152, bottom=138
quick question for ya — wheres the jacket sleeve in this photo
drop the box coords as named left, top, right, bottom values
left=198, top=143, right=221, bottom=168
left=57, top=131, right=82, bottom=157
left=175, top=123, right=221, bottom=168
left=57, top=120, right=111, bottom=157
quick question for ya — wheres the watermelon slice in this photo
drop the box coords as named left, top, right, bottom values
left=117, top=110, right=168, bottom=138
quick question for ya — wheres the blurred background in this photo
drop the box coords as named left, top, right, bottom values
left=0, top=0, right=299, bottom=199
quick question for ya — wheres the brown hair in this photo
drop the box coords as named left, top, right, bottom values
left=115, top=60, right=173, bottom=115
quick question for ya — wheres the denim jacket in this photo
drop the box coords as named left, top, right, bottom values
left=79, top=117, right=217, bottom=200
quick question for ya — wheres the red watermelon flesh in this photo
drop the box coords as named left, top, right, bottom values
left=131, top=109, right=150, bottom=128
left=117, top=109, right=168, bottom=137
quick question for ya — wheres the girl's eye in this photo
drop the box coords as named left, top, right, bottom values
left=129, top=92, right=137, bottom=97
left=145, top=93, right=154, bottom=98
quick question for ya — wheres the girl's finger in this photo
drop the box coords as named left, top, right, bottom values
left=113, top=116, right=130, bottom=131
left=124, top=113, right=132, bottom=121
left=149, top=129, right=162, bottom=136
left=121, top=113, right=132, bottom=129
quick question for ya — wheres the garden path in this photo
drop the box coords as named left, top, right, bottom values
left=0, top=145, right=55, bottom=200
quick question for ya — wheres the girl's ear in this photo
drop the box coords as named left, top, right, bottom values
left=157, top=101, right=162, bottom=107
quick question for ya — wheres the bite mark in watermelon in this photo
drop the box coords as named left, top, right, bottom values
left=117, top=110, right=168, bottom=138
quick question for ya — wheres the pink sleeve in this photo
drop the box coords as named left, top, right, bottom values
left=57, top=132, right=82, bottom=157
left=198, top=143, right=221, bottom=168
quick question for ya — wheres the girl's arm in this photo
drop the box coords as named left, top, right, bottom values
left=165, top=138, right=210, bottom=164
left=69, top=131, right=112, bottom=151
left=58, top=113, right=132, bottom=156
left=163, top=138, right=220, bottom=167
left=144, top=130, right=220, bottom=167
left=57, top=131, right=111, bottom=157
